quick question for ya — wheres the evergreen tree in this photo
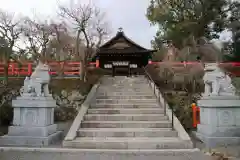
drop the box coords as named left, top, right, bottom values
left=147, top=0, right=240, bottom=50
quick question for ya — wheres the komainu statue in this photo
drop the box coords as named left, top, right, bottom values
left=203, top=63, right=236, bottom=96
left=20, top=61, right=51, bottom=97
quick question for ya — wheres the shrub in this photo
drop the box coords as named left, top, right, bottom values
left=146, top=63, right=204, bottom=131
left=0, top=104, right=13, bottom=126
left=54, top=107, right=78, bottom=122
left=165, top=92, right=201, bottom=131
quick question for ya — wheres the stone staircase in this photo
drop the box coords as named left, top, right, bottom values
left=63, top=76, right=194, bottom=150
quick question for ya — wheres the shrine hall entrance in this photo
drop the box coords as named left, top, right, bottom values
left=95, top=28, right=156, bottom=76
left=111, top=61, right=137, bottom=76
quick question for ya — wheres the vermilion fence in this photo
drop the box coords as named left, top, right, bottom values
left=148, top=61, right=240, bottom=77
left=149, top=61, right=240, bottom=66
left=0, top=61, right=81, bottom=76
left=0, top=61, right=240, bottom=76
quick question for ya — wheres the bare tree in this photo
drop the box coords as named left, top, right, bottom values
left=0, top=9, right=23, bottom=84
left=49, top=21, right=68, bottom=61
left=58, top=2, right=93, bottom=57
left=87, top=10, right=110, bottom=58
left=58, top=0, right=110, bottom=81
left=23, top=17, right=54, bottom=63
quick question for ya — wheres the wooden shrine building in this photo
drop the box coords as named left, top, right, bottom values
left=96, top=28, right=156, bottom=76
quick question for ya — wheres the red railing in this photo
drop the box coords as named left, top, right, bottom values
left=148, top=61, right=240, bottom=76
left=0, top=61, right=240, bottom=76
left=0, top=61, right=81, bottom=76
left=149, top=61, right=240, bottom=66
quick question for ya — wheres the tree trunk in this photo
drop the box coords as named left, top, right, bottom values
left=56, top=47, right=61, bottom=62
left=76, top=30, right=81, bottom=58
left=79, top=59, right=85, bottom=81
left=83, top=51, right=88, bottom=82
left=3, top=51, right=9, bottom=85
left=3, top=62, right=8, bottom=85
left=82, top=29, right=90, bottom=83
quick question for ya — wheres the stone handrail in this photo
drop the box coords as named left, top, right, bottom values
left=149, top=81, right=193, bottom=144
left=142, top=65, right=193, bottom=146
left=64, top=82, right=100, bottom=141
left=149, top=81, right=193, bottom=145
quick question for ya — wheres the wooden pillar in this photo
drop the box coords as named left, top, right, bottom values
left=112, top=66, right=115, bottom=77
left=128, top=64, right=131, bottom=77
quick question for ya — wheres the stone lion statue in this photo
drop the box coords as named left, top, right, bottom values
left=203, top=63, right=236, bottom=96
left=20, top=61, right=51, bottom=97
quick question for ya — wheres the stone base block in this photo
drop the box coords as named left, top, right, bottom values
left=197, top=124, right=240, bottom=137
left=0, top=131, right=62, bottom=147
left=8, top=124, right=57, bottom=137
left=195, top=132, right=240, bottom=147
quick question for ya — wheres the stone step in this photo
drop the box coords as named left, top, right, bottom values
left=100, top=85, right=149, bottom=87
left=81, top=121, right=171, bottom=128
left=97, top=90, right=153, bottom=94
left=100, top=84, right=149, bottom=87
left=95, top=99, right=158, bottom=104
left=90, top=104, right=160, bottom=108
left=77, top=128, right=178, bottom=137
left=67, top=137, right=192, bottom=149
left=101, top=82, right=149, bottom=84
left=87, top=108, right=165, bottom=114
left=101, top=79, right=147, bottom=82
left=99, top=88, right=150, bottom=91
left=98, top=88, right=152, bottom=91
left=97, top=92, right=154, bottom=96
left=100, top=83, right=149, bottom=86
left=98, top=87, right=151, bottom=90
left=99, top=84, right=149, bottom=86
left=84, top=114, right=168, bottom=121
left=101, top=80, right=148, bottom=83
left=99, top=85, right=149, bottom=87
left=96, top=95, right=156, bottom=99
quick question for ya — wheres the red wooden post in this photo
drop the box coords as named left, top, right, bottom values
left=96, top=59, right=99, bottom=68
left=148, top=59, right=152, bottom=64
left=10, top=63, right=14, bottom=75
left=28, top=63, right=32, bottom=76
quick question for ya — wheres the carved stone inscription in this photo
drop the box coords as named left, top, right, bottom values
left=218, top=110, right=234, bottom=126
left=24, top=109, right=37, bottom=126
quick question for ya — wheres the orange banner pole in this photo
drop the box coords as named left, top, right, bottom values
left=192, top=103, right=197, bottom=128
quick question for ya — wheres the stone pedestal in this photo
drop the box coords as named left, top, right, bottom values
left=196, top=95, right=240, bottom=147
left=0, top=95, right=62, bottom=146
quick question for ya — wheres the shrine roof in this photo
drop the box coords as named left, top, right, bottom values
left=97, top=29, right=156, bottom=54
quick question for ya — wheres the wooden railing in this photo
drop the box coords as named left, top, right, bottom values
left=0, top=61, right=81, bottom=76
